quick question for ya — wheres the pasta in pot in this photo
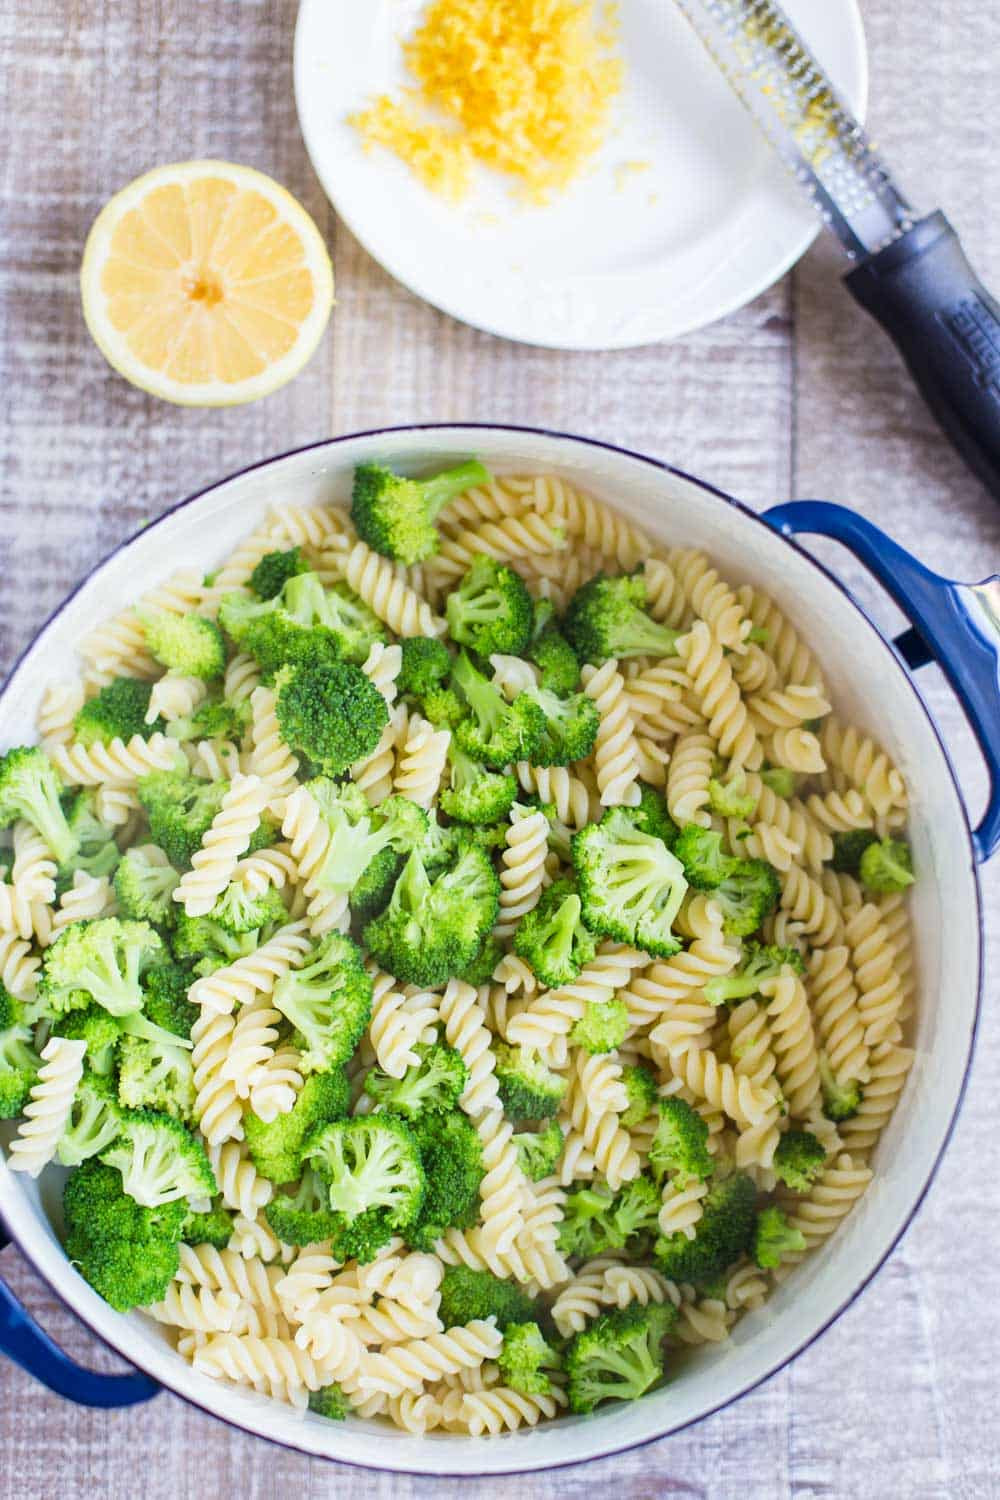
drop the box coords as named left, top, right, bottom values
left=1, top=468, right=917, bottom=1435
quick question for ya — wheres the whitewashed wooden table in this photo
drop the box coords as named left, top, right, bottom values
left=2, top=2, right=999, bottom=1496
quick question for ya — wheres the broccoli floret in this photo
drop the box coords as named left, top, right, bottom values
left=712, top=859, right=781, bottom=937
left=165, top=694, right=250, bottom=746
left=558, top=1180, right=660, bottom=1259
left=117, top=1034, right=194, bottom=1121
left=830, top=828, right=878, bottom=873
left=620, top=1063, right=659, bottom=1129
left=445, top=554, right=535, bottom=657
left=527, top=625, right=580, bottom=695
left=305, top=1116, right=425, bottom=1261
left=39, top=917, right=164, bottom=1017
left=101, top=1110, right=216, bottom=1207
left=439, top=745, right=518, bottom=824
left=438, top=1265, right=536, bottom=1329
left=564, top=573, right=680, bottom=665
left=0, top=746, right=79, bottom=865
left=51, top=1003, right=120, bottom=1076
left=457, top=934, right=505, bottom=987
left=499, top=1322, right=562, bottom=1396
left=274, top=659, right=388, bottom=776
left=703, top=941, right=805, bottom=1007
left=181, top=1199, right=234, bottom=1249
left=708, top=770, right=758, bottom=820
left=407, top=1110, right=484, bottom=1250
left=649, top=1098, right=714, bottom=1186
left=398, top=636, right=453, bottom=700
left=137, top=771, right=228, bottom=868
left=860, top=838, right=914, bottom=894
left=451, top=651, right=545, bottom=769
left=350, top=847, right=402, bottom=924
left=364, top=846, right=499, bottom=988
left=819, top=1052, right=862, bottom=1121
left=59, top=791, right=120, bottom=886
left=523, top=686, right=600, bottom=767
left=138, top=608, right=226, bottom=680
left=62, top=1160, right=186, bottom=1311
left=142, top=963, right=197, bottom=1039
left=57, top=1071, right=124, bottom=1167
left=245, top=1070, right=350, bottom=1184
left=568, top=997, right=629, bottom=1055
left=760, top=766, right=797, bottom=799
left=653, top=1171, right=757, bottom=1284
left=114, top=845, right=180, bottom=926
left=272, top=933, right=372, bottom=1074
left=309, top=1385, right=352, bottom=1421
left=0, top=986, right=40, bottom=1118
left=265, top=1166, right=341, bottom=1246
left=74, top=677, right=162, bottom=745
left=282, top=573, right=388, bottom=666
left=250, top=546, right=308, bottom=600
left=365, top=1043, right=467, bottom=1120
left=351, top=459, right=490, bottom=565
left=753, top=1205, right=807, bottom=1269
left=171, top=912, right=259, bottom=970
left=512, top=1119, right=565, bottom=1182
left=565, top=1304, right=676, bottom=1414
left=306, top=779, right=427, bottom=896
left=512, top=878, right=596, bottom=988
left=572, top=807, right=687, bottom=958
left=494, top=1043, right=566, bottom=1120
left=423, top=687, right=466, bottom=729
left=632, top=782, right=679, bottom=847
left=218, top=591, right=344, bottom=679
left=607, top=1176, right=662, bottom=1248
left=673, top=826, right=733, bottom=888
left=773, top=1129, right=826, bottom=1193
left=207, top=881, right=287, bottom=936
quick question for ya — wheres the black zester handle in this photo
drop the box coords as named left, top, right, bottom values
left=845, top=210, right=1000, bottom=501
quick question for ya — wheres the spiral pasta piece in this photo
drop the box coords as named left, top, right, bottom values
left=494, top=807, right=549, bottom=938
left=658, top=1178, right=709, bottom=1239
left=50, top=732, right=182, bottom=789
left=623, top=661, right=702, bottom=740
left=45, top=872, right=117, bottom=943
left=767, top=726, right=825, bottom=775
left=665, top=1039, right=776, bottom=1132
left=803, top=787, right=874, bottom=833
left=366, top=967, right=435, bottom=1079
left=280, top=785, right=350, bottom=936
left=735, top=584, right=826, bottom=689
left=807, top=945, right=869, bottom=1089
left=148, top=1282, right=240, bottom=1333
left=507, top=945, right=646, bottom=1052
left=193, top=1331, right=354, bottom=1407
left=761, top=970, right=821, bottom=1118
left=393, top=714, right=450, bottom=810
left=524, top=474, right=649, bottom=569
left=551, top=1256, right=624, bottom=1336
left=37, top=681, right=85, bottom=750
left=352, top=700, right=407, bottom=807
left=356, top=1320, right=503, bottom=1398
left=173, top=773, right=270, bottom=917
left=666, top=730, right=715, bottom=828
left=565, top=1050, right=640, bottom=1191
left=7, top=1037, right=86, bottom=1177
left=741, top=772, right=832, bottom=873
left=189, top=921, right=311, bottom=1016
left=779, top=866, right=843, bottom=947
left=840, top=1041, right=914, bottom=1158
left=245, top=686, right=299, bottom=818
left=436, top=979, right=500, bottom=1117
left=428, top=512, right=568, bottom=587
left=459, top=1386, right=565, bottom=1434
left=147, top=671, right=207, bottom=724
left=580, top=660, right=642, bottom=808
left=0, top=929, right=41, bottom=1002
left=190, top=1008, right=243, bottom=1146
left=748, top=683, right=831, bottom=732
left=669, top=548, right=750, bottom=651
left=677, top=621, right=761, bottom=770
left=780, top=1153, right=873, bottom=1251
left=337, top=540, right=445, bottom=637
left=844, top=903, right=903, bottom=1047
left=248, top=1045, right=303, bottom=1123
left=515, top=763, right=598, bottom=829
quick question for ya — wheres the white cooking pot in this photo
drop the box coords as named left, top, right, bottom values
left=1, top=425, right=997, bottom=1475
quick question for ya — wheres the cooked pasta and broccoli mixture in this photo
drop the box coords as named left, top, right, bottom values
left=0, top=462, right=917, bottom=1434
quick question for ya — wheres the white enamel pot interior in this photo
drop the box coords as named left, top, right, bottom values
left=0, top=425, right=982, bottom=1475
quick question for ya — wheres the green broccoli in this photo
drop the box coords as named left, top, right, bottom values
left=830, top=828, right=878, bottom=874
left=620, top=1063, right=658, bottom=1129
left=761, top=766, right=797, bottom=798
left=499, top=1322, right=562, bottom=1396
left=206, top=879, right=287, bottom=937
left=218, top=591, right=344, bottom=679
left=773, top=1129, right=826, bottom=1193
left=457, top=935, right=505, bottom=987
left=572, top=806, right=688, bottom=958
left=445, top=554, right=535, bottom=657
left=117, top=1034, right=195, bottom=1121
left=753, top=1205, right=806, bottom=1269
left=73, top=677, right=163, bottom=745
left=62, top=1160, right=186, bottom=1311
left=138, top=608, right=226, bottom=680
left=273, top=659, right=388, bottom=776
left=860, top=838, right=914, bottom=894
left=494, top=1043, right=566, bottom=1120
left=673, top=826, right=734, bottom=888
left=423, top=686, right=466, bottom=729
left=631, top=782, right=679, bottom=847
left=648, top=1098, right=714, bottom=1187
left=523, top=686, right=600, bottom=767
left=451, top=651, right=545, bottom=768
left=265, top=1166, right=341, bottom=1246
left=250, top=546, right=308, bottom=600
left=365, top=1043, right=467, bottom=1120
left=364, top=846, right=499, bottom=988
left=0, top=985, right=40, bottom=1118
left=349, top=847, right=402, bottom=925
left=398, top=636, right=453, bottom=700
left=439, top=745, right=517, bottom=824
left=558, top=1180, right=660, bottom=1259
left=407, top=1110, right=484, bottom=1251
left=712, top=860, right=781, bottom=937
left=165, top=694, right=250, bottom=746
left=565, top=1304, right=676, bottom=1414
left=708, top=770, right=758, bottom=820
left=39, top=917, right=164, bottom=1017
left=568, top=996, right=629, bottom=1055
left=137, top=770, right=228, bottom=868
left=0, top=746, right=80, bottom=865
left=142, top=963, right=197, bottom=1039
left=181, top=1200, right=234, bottom=1249
left=351, top=458, right=490, bottom=565
left=271, top=932, right=372, bottom=1074
left=527, top=625, right=580, bottom=695
left=101, top=1110, right=215, bottom=1207
left=51, top=1003, right=120, bottom=1076
left=564, top=573, right=680, bottom=665
left=245, top=1069, right=350, bottom=1184
left=653, top=1171, right=757, bottom=1284
left=437, top=1266, right=536, bottom=1329
left=305, top=1116, right=425, bottom=1261
left=171, top=912, right=259, bottom=971
left=114, top=845, right=180, bottom=926
left=819, top=1052, right=862, bottom=1121
left=309, top=1385, right=352, bottom=1421
left=512, top=1119, right=565, bottom=1182
left=56, top=1072, right=124, bottom=1167
left=703, top=941, right=805, bottom=1007
left=282, top=573, right=388, bottom=666
left=59, top=791, right=120, bottom=886
left=305, top=780, right=427, bottom=895
left=512, top=878, right=596, bottom=988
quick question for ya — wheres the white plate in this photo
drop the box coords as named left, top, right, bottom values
left=294, top=0, right=868, bottom=349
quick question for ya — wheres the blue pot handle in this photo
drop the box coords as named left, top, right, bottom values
left=0, top=1228, right=159, bottom=1407
left=763, top=501, right=1000, bottom=863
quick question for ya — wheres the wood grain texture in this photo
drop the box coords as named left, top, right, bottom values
left=1, top=2, right=998, bottom=1497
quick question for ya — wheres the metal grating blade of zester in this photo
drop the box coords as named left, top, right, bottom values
left=674, top=0, right=915, bottom=258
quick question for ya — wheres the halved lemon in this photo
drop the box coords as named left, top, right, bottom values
left=80, top=161, right=334, bottom=406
